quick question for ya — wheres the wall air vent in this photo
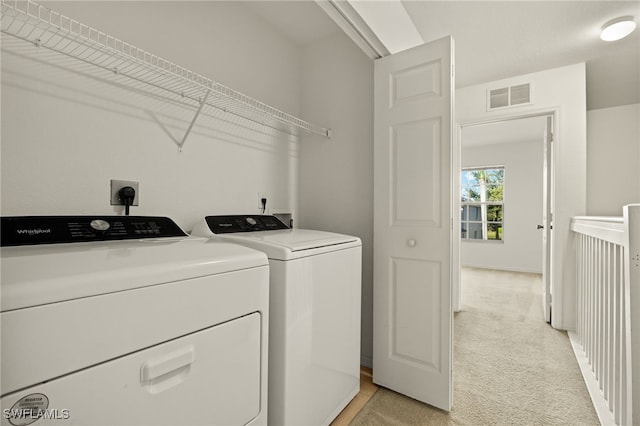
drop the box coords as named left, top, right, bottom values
left=489, top=87, right=509, bottom=109
left=510, top=83, right=531, bottom=105
left=488, top=83, right=532, bottom=110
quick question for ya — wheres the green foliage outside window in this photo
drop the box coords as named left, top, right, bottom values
left=461, top=167, right=504, bottom=241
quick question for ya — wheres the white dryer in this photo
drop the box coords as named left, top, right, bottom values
left=1, top=215, right=269, bottom=426
left=191, top=215, right=362, bottom=426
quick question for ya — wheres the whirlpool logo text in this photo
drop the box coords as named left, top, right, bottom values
left=16, top=229, right=52, bottom=236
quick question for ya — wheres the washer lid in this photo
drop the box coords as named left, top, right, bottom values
left=215, top=229, right=361, bottom=260
left=0, top=238, right=268, bottom=312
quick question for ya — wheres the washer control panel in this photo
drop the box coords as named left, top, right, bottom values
left=1, top=216, right=187, bottom=246
left=204, top=215, right=289, bottom=234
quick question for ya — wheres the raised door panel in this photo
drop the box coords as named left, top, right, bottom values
left=391, top=257, right=441, bottom=372
left=391, top=118, right=441, bottom=226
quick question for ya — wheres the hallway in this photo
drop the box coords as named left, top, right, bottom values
left=350, top=268, right=599, bottom=425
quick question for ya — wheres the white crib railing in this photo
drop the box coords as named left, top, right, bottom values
left=570, top=204, right=639, bottom=426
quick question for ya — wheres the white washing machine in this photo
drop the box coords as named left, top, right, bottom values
left=191, top=215, right=362, bottom=426
left=1, top=215, right=269, bottom=426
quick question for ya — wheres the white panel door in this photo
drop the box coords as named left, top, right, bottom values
left=542, top=115, right=554, bottom=322
left=373, top=36, right=454, bottom=411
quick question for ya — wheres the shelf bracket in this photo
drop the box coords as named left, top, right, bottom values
left=178, top=89, right=211, bottom=151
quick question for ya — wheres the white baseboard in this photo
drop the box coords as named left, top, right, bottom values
left=360, top=354, right=372, bottom=369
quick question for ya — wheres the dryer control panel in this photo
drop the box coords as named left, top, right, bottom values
left=1, top=216, right=187, bottom=246
left=204, top=215, right=289, bottom=234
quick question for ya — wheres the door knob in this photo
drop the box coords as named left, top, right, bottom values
left=407, top=239, right=416, bottom=247
left=537, top=225, right=544, bottom=229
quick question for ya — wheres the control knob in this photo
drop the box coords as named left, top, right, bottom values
left=90, top=219, right=111, bottom=234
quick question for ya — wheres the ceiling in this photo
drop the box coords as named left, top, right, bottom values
left=403, top=1, right=640, bottom=110
left=245, top=1, right=640, bottom=111
left=242, top=1, right=339, bottom=46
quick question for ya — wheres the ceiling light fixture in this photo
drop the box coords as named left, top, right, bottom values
left=600, top=16, right=636, bottom=41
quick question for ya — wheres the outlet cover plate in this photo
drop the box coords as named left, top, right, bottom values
left=110, top=180, right=139, bottom=206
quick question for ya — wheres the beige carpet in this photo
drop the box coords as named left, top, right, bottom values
left=351, top=268, right=599, bottom=425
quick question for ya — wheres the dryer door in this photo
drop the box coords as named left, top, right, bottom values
left=1, top=313, right=262, bottom=426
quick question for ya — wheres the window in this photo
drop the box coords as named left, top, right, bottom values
left=461, top=166, right=504, bottom=241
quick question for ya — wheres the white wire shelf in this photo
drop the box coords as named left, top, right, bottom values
left=0, top=0, right=332, bottom=144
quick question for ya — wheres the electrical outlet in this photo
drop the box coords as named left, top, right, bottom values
left=110, top=180, right=139, bottom=206
left=258, top=192, right=268, bottom=214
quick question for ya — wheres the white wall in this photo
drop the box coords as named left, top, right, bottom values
left=1, top=2, right=302, bottom=230
left=299, top=33, right=374, bottom=367
left=457, top=63, right=587, bottom=331
left=461, top=140, right=543, bottom=273
left=586, top=103, right=640, bottom=216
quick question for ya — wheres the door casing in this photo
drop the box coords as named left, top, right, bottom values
left=454, top=110, right=557, bottom=317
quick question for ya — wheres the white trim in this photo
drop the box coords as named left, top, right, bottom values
left=360, top=354, right=373, bottom=369
left=457, top=109, right=557, bottom=322
left=570, top=217, right=625, bottom=245
left=314, top=0, right=390, bottom=60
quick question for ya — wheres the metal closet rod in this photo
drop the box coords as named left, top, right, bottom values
left=0, top=0, right=332, bottom=143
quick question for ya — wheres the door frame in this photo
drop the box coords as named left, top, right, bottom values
left=454, top=109, right=558, bottom=315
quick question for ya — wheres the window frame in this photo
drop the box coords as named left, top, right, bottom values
left=461, top=165, right=505, bottom=242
